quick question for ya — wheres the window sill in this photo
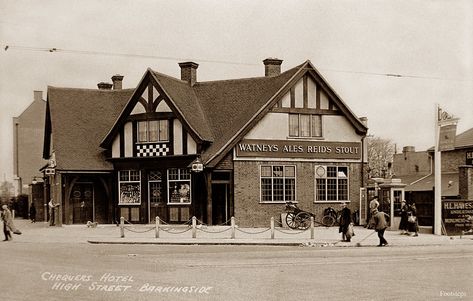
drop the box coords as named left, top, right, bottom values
left=167, top=203, right=191, bottom=206
left=314, top=201, right=350, bottom=203
left=259, top=201, right=294, bottom=204
left=286, top=136, right=324, bottom=141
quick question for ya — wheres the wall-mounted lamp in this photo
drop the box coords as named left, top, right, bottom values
left=191, top=156, right=204, bottom=173
left=32, top=177, right=38, bottom=185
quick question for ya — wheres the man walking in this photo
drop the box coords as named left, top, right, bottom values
left=371, top=208, right=388, bottom=247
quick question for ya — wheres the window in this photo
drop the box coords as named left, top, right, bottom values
left=167, top=168, right=191, bottom=204
left=118, top=170, right=141, bottom=205
left=137, top=120, right=169, bottom=143
left=289, top=114, right=322, bottom=138
left=315, top=166, right=348, bottom=202
left=393, top=190, right=403, bottom=217
left=260, top=165, right=296, bottom=202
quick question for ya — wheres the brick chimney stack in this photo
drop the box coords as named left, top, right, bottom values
left=33, top=90, right=43, bottom=102
left=111, top=74, right=124, bottom=90
left=97, top=82, right=113, bottom=90
left=178, top=62, right=199, bottom=86
left=263, top=58, right=283, bottom=77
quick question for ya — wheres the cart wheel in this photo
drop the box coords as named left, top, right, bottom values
left=295, top=212, right=311, bottom=230
left=321, top=215, right=335, bottom=227
left=286, top=212, right=298, bottom=229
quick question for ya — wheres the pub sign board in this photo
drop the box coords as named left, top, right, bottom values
left=442, top=200, right=473, bottom=235
left=235, top=139, right=362, bottom=160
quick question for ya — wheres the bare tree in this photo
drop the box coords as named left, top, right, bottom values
left=367, top=136, right=396, bottom=178
left=0, top=180, right=14, bottom=202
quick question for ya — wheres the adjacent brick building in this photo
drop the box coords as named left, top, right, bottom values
left=43, top=59, right=368, bottom=226
left=13, top=91, right=47, bottom=195
left=393, top=128, right=473, bottom=226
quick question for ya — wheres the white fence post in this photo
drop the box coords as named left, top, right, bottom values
left=231, top=216, right=235, bottom=239
left=310, top=216, right=315, bottom=239
left=270, top=217, right=275, bottom=239
left=120, top=216, right=125, bottom=238
left=155, top=216, right=160, bottom=239
left=192, top=216, right=197, bottom=239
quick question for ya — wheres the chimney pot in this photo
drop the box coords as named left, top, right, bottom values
left=97, top=82, right=113, bottom=90
left=263, top=58, right=283, bottom=76
left=178, top=62, right=199, bottom=86
left=111, top=74, right=124, bottom=90
left=33, top=90, right=43, bottom=102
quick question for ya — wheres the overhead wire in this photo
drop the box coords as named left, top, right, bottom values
left=3, top=44, right=473, bottom=82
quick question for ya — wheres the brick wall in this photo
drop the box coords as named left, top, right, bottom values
left=440, top=149, right=472, bottom=172
left=459, top=166, right=473, bottom=200
left=233, top=160, right=363, bottom=227
left=214, top=152, right=233, bottom=170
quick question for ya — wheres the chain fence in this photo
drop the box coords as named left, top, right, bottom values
left=119, top=216, right=322, bottom=240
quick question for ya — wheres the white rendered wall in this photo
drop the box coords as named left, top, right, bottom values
left=112, top=134, right=120, bottom=158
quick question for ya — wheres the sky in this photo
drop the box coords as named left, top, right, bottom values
left=1, top=0, right=472, bottom=182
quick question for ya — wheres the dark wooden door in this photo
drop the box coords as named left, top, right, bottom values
left=72, top=183, right=94, bottom=224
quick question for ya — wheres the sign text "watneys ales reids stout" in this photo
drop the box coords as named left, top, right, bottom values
left=236, top=139, right=361, bottom=160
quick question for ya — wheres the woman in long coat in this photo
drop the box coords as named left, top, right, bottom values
left=339, top=202, right=352, bottom=242
left=1, top=204, right=14, bottom=241
left=399, top=200, right=409, bottom=234
left=407, top=203, right=419, bottom=236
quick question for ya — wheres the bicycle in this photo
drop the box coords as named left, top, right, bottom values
left=284, top=202, right=336, bottom=230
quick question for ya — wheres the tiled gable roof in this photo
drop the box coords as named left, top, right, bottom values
left=47, top=87, right=133, bottom=170
left=194, top=65, right=302, bottom=164
left=150, top=71, right=214, bottom=142
left=455, top=127, right=473, bottom=149
left=50, top=59, right=368, bottom=171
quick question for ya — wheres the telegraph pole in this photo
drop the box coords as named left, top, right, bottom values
left=434, top=105, right=458, bottom=235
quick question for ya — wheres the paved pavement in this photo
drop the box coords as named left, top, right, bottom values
left=5, top=218, right=473, bottom=248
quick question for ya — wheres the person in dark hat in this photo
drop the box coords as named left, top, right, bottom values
left=399, top=200, right=409, bottom=235
left=29, top=202, right=36, bottom=223
left=339, top=202, right=353, bottom=242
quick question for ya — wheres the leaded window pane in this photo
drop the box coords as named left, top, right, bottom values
left=273, top=166, right=284, bottom=177
left=159, top=120, right=168, bottom=141
left=273, top=178, right=284, bottom=201
left=316, top=178, right=326, bottom=201
left=148, top=171, right=162, bottom=181
left=327, top=179, right=338, bottom=201
left=180, top=169, right=191, bottom=180
left=130, top=171, right=140, bottom=181
left=289, top=114, right=299, bottom=136
left=285, top=178, right=295, bottom=201
left=261, top=166, right=272, bottom=177
left=261, top=178, right=272, bottom=201
left=300, top=114, right=310, bottom=137
left=285, top=166, right=295, bottom=177
left=148, top=120, right=159, bottom=142
left=327, top=166, right=337, bottom=178
left=168, top=168, right=179, bottom=180
left=137, top=121, right=147, bottom=142
left=311, top=115, right=322, bottom=137
left=119, top=171, right=129, bottom=181
left=338, top=178, right=348, bottom=200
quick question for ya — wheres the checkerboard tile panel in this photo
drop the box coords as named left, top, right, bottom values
left=136, top=143, right=170, bottom=157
